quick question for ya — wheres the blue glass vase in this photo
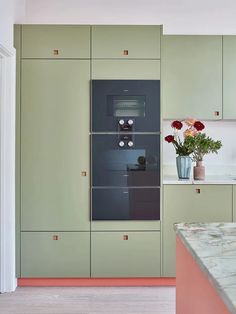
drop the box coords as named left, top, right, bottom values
left=176, top=156, right=192, bottom=179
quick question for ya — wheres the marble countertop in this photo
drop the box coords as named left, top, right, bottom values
left=163, top=176, right=236, bottom=185
left=175, top=223, right=236, bottom=314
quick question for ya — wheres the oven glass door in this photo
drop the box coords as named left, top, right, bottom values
left=92, top=80, right=160, bottom=132
left=92, top=187, right=160, bottom=220
left=92, top=134, right=160, bottom=187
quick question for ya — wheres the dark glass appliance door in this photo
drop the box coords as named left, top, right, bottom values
left=92, top=187, right=160, bottom=220
left=92, top=80, right=160, bottom=132
left=92, top=134, right=160, bottom=187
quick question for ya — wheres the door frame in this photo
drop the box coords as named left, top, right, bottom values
left=0, top=44, right=16, bottom=293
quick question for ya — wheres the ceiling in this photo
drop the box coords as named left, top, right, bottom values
left=19, top=0, right=236, bottom=34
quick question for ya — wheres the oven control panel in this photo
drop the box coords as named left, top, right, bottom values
left=118, top=119, right=134, bottom=131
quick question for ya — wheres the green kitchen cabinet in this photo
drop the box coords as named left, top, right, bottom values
left=223, top=36, right=236, bottom=119
left=21, top=60, right=90, bottom=231
left=21, top=232, right=90, bottom=277
left=92, top=60, right=160, bottom=79
left=91, top=231, right=161, bottom=277
left=233, top=186, right=236, bottom=222
left=92, top=26, right=161, bottom=59
left=162, top=35, right=222, bottom=120
left=22, top=25, right=90, bottom=59
left=163, top=185, right=233, bottom=277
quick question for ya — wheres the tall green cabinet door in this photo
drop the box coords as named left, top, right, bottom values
left=21, top=232, right=90, bottom=277
left=21, top=60, right=90, bottom=231
left=91, top=231, right=161, bottom=277
left=223, top=36, right=236, bottom=119
left=163, top=185, right=232, bottom=277
left=162, top=36, right=222, bottom=120
left=22, top=25, right=90, bottom=59
left=92, top=26, right=161, bottom=59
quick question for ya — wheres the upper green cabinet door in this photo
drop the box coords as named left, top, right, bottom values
left=21, top=60, right=90, bottom=231
left=162, top=36, right=222, bottom=120
left=92, top=26, right=161, bottom=59
left=223, top=36, right=236, bottom=119
left=22, top=25, right=90, bottom=58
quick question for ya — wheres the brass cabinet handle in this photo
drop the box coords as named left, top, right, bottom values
left=53, top=235, right=59, bottom=240
left=123, top=235, right=129, bottom=240
left=123, top=50, right=129, bottom=56
left=53, top=49, right=59, bottom=55
left=214, top=111, right=220, bottom=116
left=195, top=188, right=201, bottom=194
left=81, top=171, right=87, bottom=177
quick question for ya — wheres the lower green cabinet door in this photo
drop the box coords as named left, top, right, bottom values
left=163, top=185, right=233, bottom=277
left=21, top=232, right=90, bottom=277
left=91, top=232, right=161, bottom=277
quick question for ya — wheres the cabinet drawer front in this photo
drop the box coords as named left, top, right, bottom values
left=91, top=231, right=160, bottom=277
left=21, top=60, right=90, bottom=231
left=21, top=232, right=90, bottom=277
left=92, top=26, right=161, bottom=59
left=22, top=25, right=90, bottom=58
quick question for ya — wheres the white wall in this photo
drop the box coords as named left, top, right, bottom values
left=0, top=0, right=25, bottom=50
left=23, top=0, right=236, bottom=34
left=163, top=120, right=236, bottom=177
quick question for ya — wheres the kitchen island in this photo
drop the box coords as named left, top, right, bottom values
left=175, top=223, right=236, bottom=314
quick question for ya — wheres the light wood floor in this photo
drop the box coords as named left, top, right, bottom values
left=0, top=287, right=175, bottom=314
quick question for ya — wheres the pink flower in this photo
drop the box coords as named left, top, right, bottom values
left=185, top=118, right=196, bottom=126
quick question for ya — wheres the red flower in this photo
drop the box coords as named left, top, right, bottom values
left=165, top=135, right=175, bottom=143
left=194, top=121, right=205, bottom=131
left=171, top=120, right=183, bottom=130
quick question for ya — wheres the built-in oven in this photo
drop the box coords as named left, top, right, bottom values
left=92, top=187, right=160, bottom=220
left=92, top=134, right=160, bottom=187
left=91, top=79, right=160, bottom=221
left=91, top=80, right=160, bottom=133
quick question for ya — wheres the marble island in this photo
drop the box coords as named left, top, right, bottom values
left=175, top=223, right=236, bottom=314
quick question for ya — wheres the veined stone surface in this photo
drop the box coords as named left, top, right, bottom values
left=175, top=222, right=236, bottom=314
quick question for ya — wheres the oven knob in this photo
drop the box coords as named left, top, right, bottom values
left=119, top=141, right=125, bottom=147
left=127, top=119, right=134, bottom=126
left=119, top=119, right=125, bottom=126
left=128, top=141, right=134, bottom=147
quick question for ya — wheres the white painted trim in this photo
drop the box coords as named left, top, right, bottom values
left=0, top=43, right=17, bottom=293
